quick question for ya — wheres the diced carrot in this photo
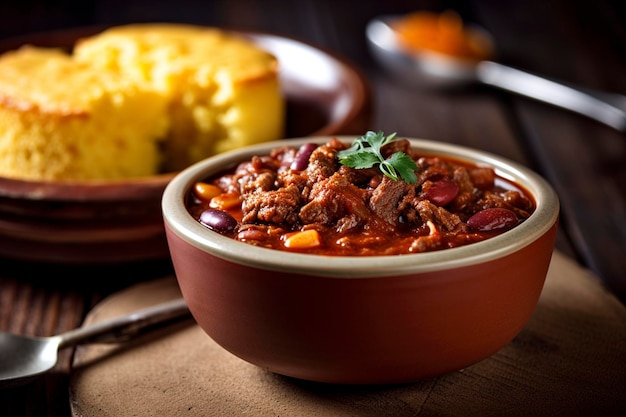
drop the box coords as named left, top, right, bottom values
left=283, top=229, right=322, bottom=249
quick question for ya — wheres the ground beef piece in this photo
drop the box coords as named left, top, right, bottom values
left=369, top=176, right=413, bottom=226
left=335, top=213, right=362, bottom=233
left=450, top=167, right=478, bottom=212
left=337, top=165, right=379, bottom=188
left=241, top=171, right=276, bottom=194
left=298, top=196, right=338, bottom=225
left=243, top=155, right=281, bottom=174
left=277, top=169, right=310, bottom=198
left=468, top=167, right=496, bottom=190
left=381, top=138, right=412, bottom=158
left=269, top=146, right=297, bottom=166
left=217, top=161, right=256, bottom=193
left=415, top=157, right=454, bottom=185
left=414, top=200, right=462, bottom=232
left=299, top=172, right=371, bottom=225
left=504, top=191, right=534, bottom=217
left=242, top=184, right=302, bottom=225
left=305, top=143, right=341, bottom=184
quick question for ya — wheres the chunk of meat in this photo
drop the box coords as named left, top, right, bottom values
left=414, top=200, right=462, bottom=232
left=468, top=167, right=495, bottom=190
left=381, top=138, right=411, bottom=157
left=369, top=176, right=413, bottom=226
left=299, top=173, right=372, bottom=225
left=450, top=167, right=477, bottom=212
left=242, top=184, right=302, bottom=225
left=241, top=171, right=275, bottom=193
left=304, top=141, right=344, bottom=184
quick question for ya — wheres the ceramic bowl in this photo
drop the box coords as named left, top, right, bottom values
left=0, top=27, right=371, bottom=264
left=162, top=136, right=560, bottom=384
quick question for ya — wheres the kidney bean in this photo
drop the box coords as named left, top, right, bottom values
left=237, top=229, right=267, bottom=241
left=467, top=208, right=518, bottom=231
left=421, top=180, right=459, bottom=206
left=290, top=143, right=318, bottom=171
left=199, top=208, right=238, bottom=233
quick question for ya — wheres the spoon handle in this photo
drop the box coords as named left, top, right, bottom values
left=57, top=298, right=191, bottom=349
left=476, top=61, right=626, bottom=132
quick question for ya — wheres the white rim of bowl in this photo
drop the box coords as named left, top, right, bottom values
left=162, top=136, right=560, bottom=278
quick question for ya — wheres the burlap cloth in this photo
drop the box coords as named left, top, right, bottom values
left=69, top=251, right=626, bottom=417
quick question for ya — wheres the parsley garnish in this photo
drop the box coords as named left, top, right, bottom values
left=337, top=131, right=418, bottom=183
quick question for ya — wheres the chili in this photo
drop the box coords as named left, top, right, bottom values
left=187, top=138, right=535, bottom=256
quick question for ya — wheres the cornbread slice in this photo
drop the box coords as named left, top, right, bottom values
left=0, top=46, right=168, bottom=180
left=74, top=24, right=285, bottom=171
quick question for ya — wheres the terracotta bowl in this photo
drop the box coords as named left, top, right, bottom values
left=162, top=136, right=560, bottom=384
left=0, top=27, right=370, bottom=264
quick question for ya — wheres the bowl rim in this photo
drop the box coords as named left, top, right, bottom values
left=162, top=136, right=560, bottom=278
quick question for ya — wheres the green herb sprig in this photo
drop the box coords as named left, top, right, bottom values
left=337, top=131, right=418, bottom=183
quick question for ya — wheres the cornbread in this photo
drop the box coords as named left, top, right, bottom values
left=0, top=46, right=168, bottom=180
left=0, top=24, right=284, bottom=181
left=74, top=24, right=285, bottom=171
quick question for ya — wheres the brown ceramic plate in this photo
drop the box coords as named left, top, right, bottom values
left=0, top=26, right=371, bottom=264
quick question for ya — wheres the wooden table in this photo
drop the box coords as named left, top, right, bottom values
left=1, top=1, right=624, bottom=415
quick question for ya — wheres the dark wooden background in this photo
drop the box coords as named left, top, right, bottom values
left=0, top=0, right=624, bottom=415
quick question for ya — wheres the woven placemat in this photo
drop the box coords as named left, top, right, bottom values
left=69, top=251, right=626, bottom=417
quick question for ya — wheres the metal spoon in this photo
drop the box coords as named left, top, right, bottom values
left=366, top=15, right=626, bottom=132
left=0, top=297, right=191, bottom=387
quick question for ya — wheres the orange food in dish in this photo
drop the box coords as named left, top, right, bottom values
left=393, top=10, right=493, bottom=61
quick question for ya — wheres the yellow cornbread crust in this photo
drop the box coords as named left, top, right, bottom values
left=0, top=24, right=284, bottom=180
left=0, top=46, right=168, bottom=180
left=74, top=23, right=285, bottom=171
